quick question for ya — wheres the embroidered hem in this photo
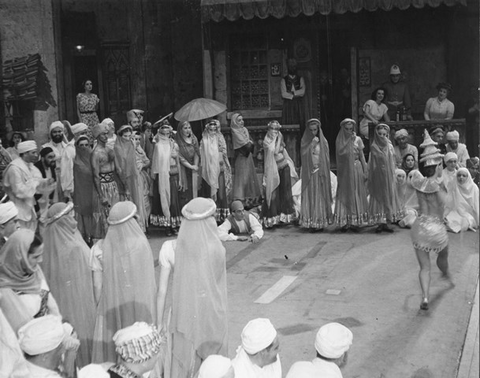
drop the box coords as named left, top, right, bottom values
left=262, top=212, right=295, bottom=228
left=333, top=212, right=369, bottom=227
left=149, top=214, right=182, bottom=228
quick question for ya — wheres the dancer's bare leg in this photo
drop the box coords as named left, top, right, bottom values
left=415, top=247, right=431, bottom=309
left=436, top=246, right=449, bottom=277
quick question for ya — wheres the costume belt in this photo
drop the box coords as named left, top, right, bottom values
left=99, top=171, right=115, bottom=183
left=80, top=110, right=96, bottom=114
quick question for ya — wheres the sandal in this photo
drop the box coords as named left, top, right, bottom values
left=420, top=298, right=429, bottom=310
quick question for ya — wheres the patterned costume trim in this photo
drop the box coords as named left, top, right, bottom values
left=149, top=214, right=182, bottom=228
left=262, top=212, right=295, bottom=228
left=411, top=215, right=448, bottom=254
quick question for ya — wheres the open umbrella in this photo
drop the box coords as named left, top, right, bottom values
left=174, top=98, right=227, bottom=122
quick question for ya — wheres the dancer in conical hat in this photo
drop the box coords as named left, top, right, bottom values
left=410, top=129, right=451, bottom=311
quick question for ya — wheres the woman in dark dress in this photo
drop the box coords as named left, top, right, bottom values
left=261, top=120, right=298, bottom=228
left=175, top=121, right=200, bottom=209
left=230, top=113, right=262, bottom=208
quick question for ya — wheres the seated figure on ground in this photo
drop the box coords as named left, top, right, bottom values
left=218, top=200, right=264, bottom=243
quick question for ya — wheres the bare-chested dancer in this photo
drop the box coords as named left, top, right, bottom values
left=91, top=123, right=129, bottom=237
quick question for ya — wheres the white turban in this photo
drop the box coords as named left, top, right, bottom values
left=16, top=141, right=37, bottom=154
left=18, top=315, right=66, bottom=355
left=79, top=364, right=109, bottom=378
left=101, top=118, right=114, bottom=126
left=315, top=323, right=353, bottom=359
left=444, top=152, right=458, bottom=163
left=241, top=318, right=277, bottom=354
left=446, top=130, right=459, bottom=141
left=394, top=129, right=409, bottom=140
left=198, top=355, right=232, bottom=378
left=71, top=123, right=88, bottom=135
left=0, top=202, right=18, bottom=224
left=49, top=121, right=65, bottom=133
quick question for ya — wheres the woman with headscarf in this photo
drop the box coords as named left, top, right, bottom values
left=368, top=123, right=402, bottom=233
left=42, top=202, right=96, bottom=367
left=0, top=230, right=61, bottom=322
left=299, top=118, right=332, bottom=231
left=199, top=119, right=232, bottom=222
left=411, top=130, right=450, bottom=310
left=445, top=167, right=479, bottom=233
left=401, top=153, right=416, bottom=177
left=167, top=197, right=228, bottom=378
left=230, top=113, right=262, bottom=208
left=442, top=152, right=458, bottom=192
left=150, top=122, right=182, bottom=236
left=114, top=125, right=147, bottom=232
left=91, top=201, right=156, bottom=363
left=334, top=118, right=369, bottom=231
left=261, top=120, right=297, bottom=228
left=73, top=135, right=97, bottom=243
left=175, top=121, right=200, bottom=208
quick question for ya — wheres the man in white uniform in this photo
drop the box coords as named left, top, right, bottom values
left=2, top=141, right=54, bottom=230
left=285, top=322, right=353, bottom=378
left=218, top=200, right=264, bottom=243
left=446, top=130, right=470, bottom=168
left=232, top=318, right=281, bottom=378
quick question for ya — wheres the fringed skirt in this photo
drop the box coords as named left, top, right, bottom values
left=411, top=215, right=448, bottom=253
left=262, top=164, right=295, bottom=228
left=150, top=173, right=182, bottom=228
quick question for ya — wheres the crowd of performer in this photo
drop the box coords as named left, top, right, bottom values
left=0, top=105, right=478, bottom=378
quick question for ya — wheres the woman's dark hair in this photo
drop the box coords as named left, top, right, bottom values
left=402, top=153, right=415, bottom=164
left=9, top=132, right=25, bottom=147
left=371, top=87, right=388, bottom=102
left=142, top=122, right=152, bottom=132
left=422, top=164, right=438, bottom=178
left=81, top=79, right=93, bottom=92
left=118, top=127, right=132, bottom=137
left=82, top=79, right=93, bottom=89
left=28, top=233, right=43, bottom=255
